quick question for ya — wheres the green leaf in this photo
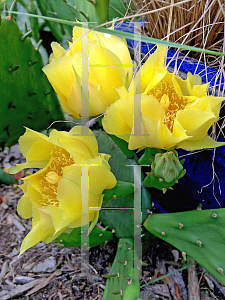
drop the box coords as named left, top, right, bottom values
left=7, top=11, right=225, bottom=57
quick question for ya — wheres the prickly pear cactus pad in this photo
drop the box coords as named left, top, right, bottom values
left=102, top=238, right=141, bottom=300
left=0, top=16, right=64, bottom=148
left=95, top=130, right=152, bottom=239
left=35, top=0, right=81, bottom=41
left=55, top=225, right=113, bottom=248
left=144, top=208, right=225, bottom=285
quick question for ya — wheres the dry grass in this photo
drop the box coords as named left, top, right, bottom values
left=130, top=0, right=224, bottom=54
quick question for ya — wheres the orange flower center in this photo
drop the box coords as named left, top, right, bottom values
left=151, top=81, right=187, bottom=132
left=40, top=148, right=74, bottom=206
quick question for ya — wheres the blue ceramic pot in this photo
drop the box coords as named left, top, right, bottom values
left=115, top=22, right=225, bottom=212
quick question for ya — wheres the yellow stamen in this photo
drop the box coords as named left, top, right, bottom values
left=150, top=81, right=187, bottom=132
left=40, top=147, right=74, bottom=206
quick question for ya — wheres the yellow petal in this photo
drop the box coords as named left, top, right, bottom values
left=26, top=181, right=42, bottom=207
left=89, top=40, right=126, bottom=107
left=173, top=73, right=208, bottom=98
left=186, top=96, right=223, bottom=118
left=88, top=161, right=117, bottom=194
left=67, top=74, right=105, bottom=118
left=102, top=99, right=132, bottom=143
left=176, top=109, right=217, bottom=140
left=187, top=72, right=208, bottom=97
left=17, top=195, right=32, bottom=219
left=142, top=94, right=165, bottom=119
left=48, top=126, right=98, bottom=161
left=71, top=27, right=105, bottom=55
left=172, top=75, right=189, bottom=96
left=50, top=42, right=65, bottom=59
left=100, top=35, right=133, bottom=84
left=42, top=56, right=74, bottom=99
left=11, top=128, right=54, bottom=171
left=159, top=121, right=188, bottom=149
left=139, top=45, right=167, bottom=93
left=143, top=67, right=168, bottom=95
left=69, top=126, right=98, bottom=158
left=129, top=115, right=164, bottom=150
left=19, top=209, right=56, bottom=254
left=19, top=127, right=49, bottom=157
left=177, top=135, right=225, bottom=151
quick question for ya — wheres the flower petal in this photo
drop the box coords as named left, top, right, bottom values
left=129, top=115, right=163, bottom=150
left=102, top=98, right=133, bottom=143
left=48, top=126, right=98, bottom=161
left=100, top=35, right=133, bottom=84
left=17, top=195, right=32, bottom=219
left=89, top=40, right=126, bottom=107
left=9, top=128, right=54, bottom=172
left=176, top=109, right=217, bottom=140
left=19, top=209, right=60, bottom=254
left=187, top=72, right=208, bottom=97
left=139, top=45, right=167, bottom=93
left=50, top=42, right=65, bottom=59
left=42, top=56, right=74, bottom=100
left=177, top=135, right=225, bottom=151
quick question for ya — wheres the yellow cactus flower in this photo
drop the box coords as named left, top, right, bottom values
left=43, top=26, right=133, bottom=118
left=10, top=126, right=117, bottom=254
left=102, top=45, right=225, bottom=151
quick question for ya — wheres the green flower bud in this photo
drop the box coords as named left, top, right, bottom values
left=152, top=151, right=184, bottom=183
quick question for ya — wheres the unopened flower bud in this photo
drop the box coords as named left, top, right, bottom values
left=152, top=151, right=184, bottom=183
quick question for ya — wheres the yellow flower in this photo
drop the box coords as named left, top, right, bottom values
left=102, top=45, right=225, bottom=151
left=10, top=126, right=117, bottom=254
left=43, top=26, right=133, bottom=118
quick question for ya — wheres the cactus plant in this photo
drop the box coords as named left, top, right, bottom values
left=55, top=225, right=114, bottom=248
left=103, top=180, right=136, bottom=201
left=144, top=150, right=186, bottom=192
left=95, top=130, right=152, bottom=239
left=73, top=0, right=109, bottom=25
left=0, top=16, right=65, bottom=148
left=0, top=168, right=17, bottom=184
left=36, top=0, right=81, bottom=42
left=102, top=238, right=141, bottom=300
left=144, top=208, right=225, bottom=285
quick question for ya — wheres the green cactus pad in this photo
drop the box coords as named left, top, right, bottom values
left=54, top=225, right=113, bottom=248
left=144, top=208, right=225, bottom=285
left=71, top=0, right=109, bottom=25
left=138, top=148, right=162, bottom=166
left=0, top=16, right=65, bottom=148
left=0, top=168, right=17, bottom=185
left=108, top=134, right=135, bottom=159
left=95, top=130, right=151, bottom=239
left=103, top=181, right=135, bottom=201
left=102, top=238, right=141, bottom=300
left=36, top=0, right=81, bottom=41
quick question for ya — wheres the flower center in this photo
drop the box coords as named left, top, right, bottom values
left=40, top=148, right=74, bottom=206
left=150, top=81, right=187, bottom=132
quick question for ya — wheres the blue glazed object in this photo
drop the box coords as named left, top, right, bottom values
left=115, top=22, right=225, bottom=211
left=115, top=22, right=225, bottom=95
